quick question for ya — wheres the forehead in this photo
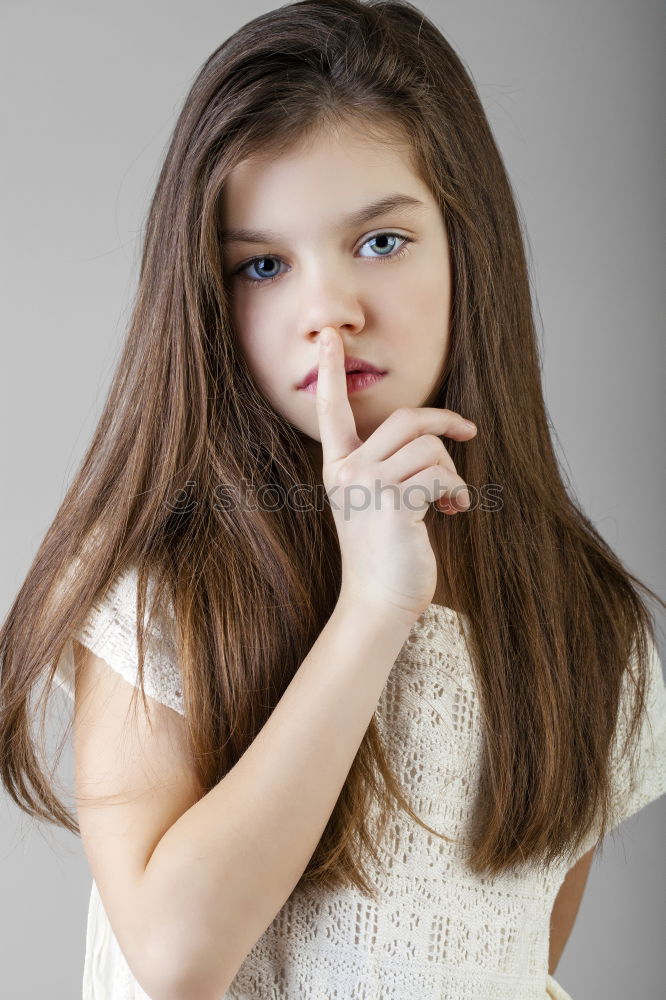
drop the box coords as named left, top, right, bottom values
left=220, top=118, right=430, bottom=233
left=233, top=115, right=418, bottom=177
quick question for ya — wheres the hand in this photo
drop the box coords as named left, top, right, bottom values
left=315, top=326, right=477, bottom=622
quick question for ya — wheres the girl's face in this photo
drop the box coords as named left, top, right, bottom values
left=220, top=120, right=452, bottom=450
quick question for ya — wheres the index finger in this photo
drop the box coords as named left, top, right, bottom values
left=315, top=326, right=359, bottom=465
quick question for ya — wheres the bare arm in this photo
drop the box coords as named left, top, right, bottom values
left=140, top=596, right=416, bottom=999
left=548, top=845, right=595, bottom=976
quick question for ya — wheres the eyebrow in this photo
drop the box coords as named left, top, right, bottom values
left=219, top=193, right=425, bottom=245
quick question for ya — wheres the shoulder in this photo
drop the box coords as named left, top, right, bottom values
left=65, top=562, right=184, bottom=717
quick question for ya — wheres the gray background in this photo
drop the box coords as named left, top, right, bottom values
left=1, top=1, right=664, bottom=996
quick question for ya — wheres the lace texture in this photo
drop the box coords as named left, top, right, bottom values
left=51, top=566, right=666, bottom=1000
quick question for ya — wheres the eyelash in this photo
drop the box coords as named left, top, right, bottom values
left=232, top=232, right=414, bottom=287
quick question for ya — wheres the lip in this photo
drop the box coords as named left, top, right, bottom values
left=297, top=355, right=387, bottom=390
left=300, top=371, right=387, bottom=394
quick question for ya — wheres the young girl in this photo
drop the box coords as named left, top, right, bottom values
left=1, top=1, right=664, bottom=998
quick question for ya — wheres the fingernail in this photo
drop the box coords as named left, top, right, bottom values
left=462, top=419, right=475, bottom=430
left=320, top=330, right=331, bottom=349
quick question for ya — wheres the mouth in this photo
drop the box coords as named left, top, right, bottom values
left=299, top=370, right=388, bottom=394
left=297, top=355, right=387, bottom=391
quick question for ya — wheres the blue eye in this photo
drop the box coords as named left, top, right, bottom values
left=232, top=231, right=414, bottom=287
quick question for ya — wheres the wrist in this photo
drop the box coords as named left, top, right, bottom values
left=335, top=589, right=423, bottom=634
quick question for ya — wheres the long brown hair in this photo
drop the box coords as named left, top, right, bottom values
left=1, top=0, right=662, bottom=898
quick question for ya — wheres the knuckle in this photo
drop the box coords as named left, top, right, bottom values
left=432, top=467, right=455, bottom=492
left=431, top=442, right=455, bottom=474
left=451, top=483, right=469, bottom=504
left=391, top=406, right=416, bottom=426
left=421, top=433, right=443, bottom=452
left=428, top=464, right=448, bottom=485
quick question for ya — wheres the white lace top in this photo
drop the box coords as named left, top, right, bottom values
left=52, top=565, right=666, bottom=1000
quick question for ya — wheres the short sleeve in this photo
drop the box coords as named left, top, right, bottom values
left=607, top=631, right=666, bottom=832
left=51, top=564, right=185, bottom=717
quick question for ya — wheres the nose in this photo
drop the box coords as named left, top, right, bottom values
left=297, top=269, right=366, bottom=347
left=311, top=323, right=361, bottom=355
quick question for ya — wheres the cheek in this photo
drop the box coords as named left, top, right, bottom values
left=412, top=260, right=450, bottom=314
left=229, top=291, right=260, bottom=339
left=243, top=337, right=278, bottom=387
left=413, top=267, right=451, bottom=356
left=230, top=299, right=275, bottom=377
left=243, top=334, right=293, bottom=404
left=384, top=264, right=449, bottom=337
